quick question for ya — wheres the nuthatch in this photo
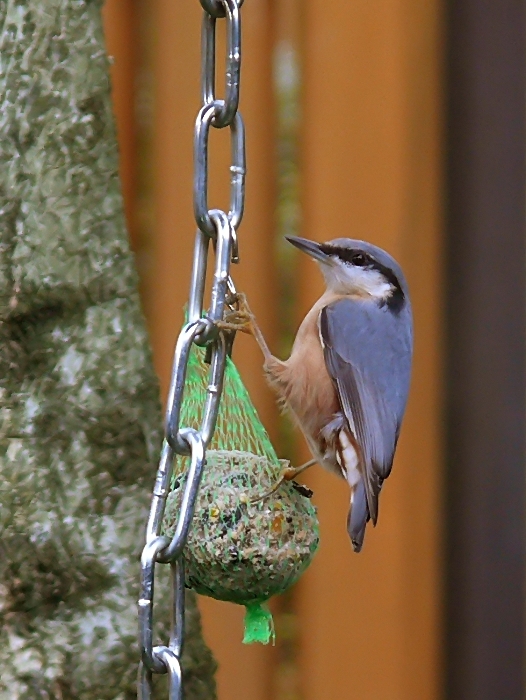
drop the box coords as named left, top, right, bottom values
left=233, top=236, right=413, bottom=552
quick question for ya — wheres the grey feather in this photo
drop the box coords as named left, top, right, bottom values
left=320, top=296, right=413, bottom=533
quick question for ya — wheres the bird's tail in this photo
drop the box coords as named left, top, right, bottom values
left=347, top=480, right=370, bottom=553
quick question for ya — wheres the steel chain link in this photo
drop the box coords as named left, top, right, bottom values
left=138, top=1, right=246, bottom=697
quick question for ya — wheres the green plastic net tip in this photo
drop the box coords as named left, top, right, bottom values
left=243, top=602, right=275, bottom=645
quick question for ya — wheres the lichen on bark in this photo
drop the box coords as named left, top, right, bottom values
left=0, top=1, right=217, bottom=698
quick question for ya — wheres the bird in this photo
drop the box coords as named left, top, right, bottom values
left=223, top=236, right=413, bottom=552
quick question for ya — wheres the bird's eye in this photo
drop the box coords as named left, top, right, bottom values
left=351, top=253, right=368, bottom=266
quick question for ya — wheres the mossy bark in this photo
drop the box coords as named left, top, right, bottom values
left=0, top=1, right=217, bottom=698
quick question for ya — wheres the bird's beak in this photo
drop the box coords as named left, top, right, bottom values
left=285, top=236, right=331, bottom=264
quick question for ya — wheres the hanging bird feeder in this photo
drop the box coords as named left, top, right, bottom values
left=163, top=344, right=319, bottom=644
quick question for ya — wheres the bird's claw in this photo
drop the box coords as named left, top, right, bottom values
left=216, top=292, right=257, bottom=335
left=216, top=291, right=273, bottom=362
left=216, top=317, right=253, bottom=335
left=249, top=470, right=287, bottom=504
left=249, top=459, right=317, bottom=504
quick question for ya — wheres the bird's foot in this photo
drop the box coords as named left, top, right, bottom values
left=250, top=458, right=317, bottom=504
left=217, top=292, right=273, bottom=362
left=216, top=292, right=253, bottom=334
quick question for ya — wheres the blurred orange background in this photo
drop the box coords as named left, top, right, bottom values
left=103, top=1, right=444, bottom=698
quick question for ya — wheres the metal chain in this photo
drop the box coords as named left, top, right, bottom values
left=138, top=1, right=246, bottom=698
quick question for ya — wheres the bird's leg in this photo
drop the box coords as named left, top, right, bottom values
left=217, top=292, right=274, bottom=364
left=281, top=458, right=317, bottom=482
left=250, top=458, right=317, bottom=504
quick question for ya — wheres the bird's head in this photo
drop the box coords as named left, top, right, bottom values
left=286, top=236, right=409, bottom=312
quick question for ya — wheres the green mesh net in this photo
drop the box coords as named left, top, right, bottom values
left=163, top=346, right=319, bottom=643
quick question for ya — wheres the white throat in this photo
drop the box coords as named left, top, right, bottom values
left=320, top=261, right=394, bottom=299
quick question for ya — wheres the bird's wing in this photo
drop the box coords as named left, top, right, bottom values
left=319, top=297, right=413, bottom=524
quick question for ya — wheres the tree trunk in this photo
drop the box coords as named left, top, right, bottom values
left=0, top=1, right=217, bottom=698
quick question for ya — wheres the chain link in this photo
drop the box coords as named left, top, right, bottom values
left=194, top=108, right=245, bottom=237
left=200, top=0, right=244, bottom=20
left=201, top=0, right=241, bottom=127
left=138, top=1, right=246, bottom=698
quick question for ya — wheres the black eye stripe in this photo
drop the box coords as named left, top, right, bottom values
left=318, top=244, right=372, bottom=266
